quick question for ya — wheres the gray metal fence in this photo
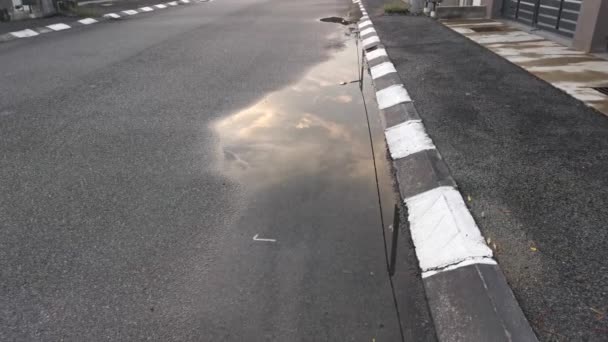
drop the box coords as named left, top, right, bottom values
left=502, top=0, right=583, bottom=37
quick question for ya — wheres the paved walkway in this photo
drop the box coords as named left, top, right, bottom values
left=363, top=1, right=608, bottom=340
left=443, top=19, right=608, bottom=116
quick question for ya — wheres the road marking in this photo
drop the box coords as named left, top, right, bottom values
left=166, top=1, right=178, bottom=5
left=362, top=36, right=380, bottom=49
left=359, top=20, right=372, bottom=30
left=104, top=12, right=121, bottom=18
left=385, top=120, right=435, bottom=159
left=46, top=23, right=71, bottom=31
left=366, top=48, right=387, bottom=62
left=139, top=6, right=154, bottom=11
left=180, top=0, right=190, bottom=3
left=154, top=4, right=167, bottom=8
left=370, top=62, right=397, bottom=79
left=405, top=186, right=494, bottom=274
left=253, top=234, right=276, bottom=242
left=122, top=9, right=139, bottom=15
left=360, top=27, right=376, bottom=36
left=10, top=29, right=39, bottom=38
left=376, top=84, right=411, bottom=109
left=78, top=18, right=98, bottom=25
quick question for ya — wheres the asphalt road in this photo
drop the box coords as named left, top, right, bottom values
left=0, top=0, right=435, bottom=340
left=363, top=1, right=608, bottom=340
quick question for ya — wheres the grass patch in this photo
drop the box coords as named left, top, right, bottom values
left=383, top=0, right=410, bottom=15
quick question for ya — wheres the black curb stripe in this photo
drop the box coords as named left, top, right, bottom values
left=424, top=264, right=538, bottom=342
left=393, top=149, right=456, bottom=200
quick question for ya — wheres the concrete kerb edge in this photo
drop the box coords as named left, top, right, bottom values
left=0, top=0, right=206, bottom=44
left=355, top=1, right=538, bottom=341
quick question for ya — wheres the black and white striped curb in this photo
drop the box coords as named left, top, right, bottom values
left=354, top=1, right=538, bottom=341
left=0, top=0, right=212, bottom=44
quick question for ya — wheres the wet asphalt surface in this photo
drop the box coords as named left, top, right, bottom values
left=0, top=0, right=435, bottom=340
left=363, top=1, right=608, bottom=341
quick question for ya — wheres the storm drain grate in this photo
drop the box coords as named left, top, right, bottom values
left=592, top=87, right=608, bottom=96
left=470, top=26, right=504, bottom=33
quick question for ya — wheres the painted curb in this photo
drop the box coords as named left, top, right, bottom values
left=354, top=0, right=538, bottom=341
left=0, top=0, right=211, bottom=44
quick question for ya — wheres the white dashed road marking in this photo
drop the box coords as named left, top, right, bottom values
left=78, top=18, right=98, bottom=25
left=385, top=120, right=435, bottom=159
left=376, top=84, right=411, bottom=109
left=358, top=20, right=373, bottom=30
left=366, top=48, right=388, bottom=62
left=405, top=186, right=494, bottom=275
left=10, top=29, right=39, bottom=38
left=362, top=36, right=380, bottom=49
left=370, top=62, right=397, bottom=79
left=360, top=27, right=376, bottom=36
left=2, top=0, right=213, bottom=43
left=46, top=23, right=71, bottom=31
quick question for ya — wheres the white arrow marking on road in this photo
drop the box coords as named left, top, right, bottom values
left=253, top=234, right=276, bottom=242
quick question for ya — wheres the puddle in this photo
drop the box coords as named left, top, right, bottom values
left=320, top=17, right=354, bottom=26
left=214, top=27, right=397, bottom=221
left=216, top=34, right=361, bottom=188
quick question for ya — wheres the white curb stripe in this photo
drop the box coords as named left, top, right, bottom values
left=370, top=62, right=397, bottom=79
left=376, top=84, right=411, bottom=109
left=10, top=29, right=39, bottom=38
left=366, top=48, right=388, bottom=61
left=360, top=27, right=376, bottom=36
left=122, top=9, right=138, bottom=15
left=361, top=16, right=369, bottom=21
left=180, top=0, right=190, bottom=3
left=104, top=13, right=121, bottom=18
left=405, top=186, right=494, bottom=273
left=167, top=1, right=178, bottom=5
left=362, top=35, right=380, bottom=49
left=385, top=120, right=435, bottom=159
left=78, top=18, right=98, bottom=25
left=358, top=20, right=372, bottom=29
left=154, top=3, right=167, bottom=8
left=46, top=23, right=71, bottom=31
left=139, top=6, right=154, bottom=11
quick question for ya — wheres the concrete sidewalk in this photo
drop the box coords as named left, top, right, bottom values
left=443, top=19, right=608, bottom=116
left=363, top=1, right=608, bottom=341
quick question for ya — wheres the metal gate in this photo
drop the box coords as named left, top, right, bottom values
left=502, top=0, right=583, bottom=38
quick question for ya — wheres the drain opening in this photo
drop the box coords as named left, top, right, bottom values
left=470, top=26, right=504, bottom=33
left=320, top=17, right=353, bottom=25
left=592, top=87, right=608, bottom=96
